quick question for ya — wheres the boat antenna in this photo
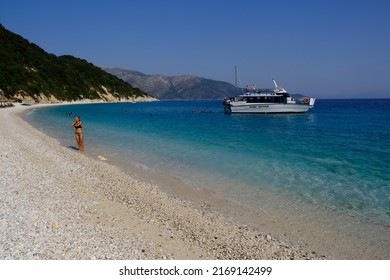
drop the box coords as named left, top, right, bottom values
left=234, top=66, right=244, bottom=94
left=234, top=65, right=237, bottom=88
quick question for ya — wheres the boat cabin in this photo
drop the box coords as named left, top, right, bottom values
left=227, top=89, right=292, bottom=104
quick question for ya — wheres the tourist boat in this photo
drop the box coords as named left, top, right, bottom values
left=223, top=78, right=316, bottom=114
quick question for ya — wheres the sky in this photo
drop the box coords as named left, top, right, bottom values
left=1, top=0, right=390, bottom=98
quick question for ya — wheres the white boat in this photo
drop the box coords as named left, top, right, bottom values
left=223, top=78, right=316, bottom=114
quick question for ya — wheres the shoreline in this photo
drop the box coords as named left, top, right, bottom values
left=2, top=103, right=390, bottom=259
left=1, top=104, right=316, bottom=260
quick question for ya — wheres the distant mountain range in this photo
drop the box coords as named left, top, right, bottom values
left=0, top=24, right=153, bottom=103
left=103, top=67, right=237, bottom=100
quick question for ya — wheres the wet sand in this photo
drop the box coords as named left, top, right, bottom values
left=1, top=103, right=389, bottom=259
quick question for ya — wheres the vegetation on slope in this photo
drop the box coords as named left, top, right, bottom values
left=0, top=24, right=150, bottom=102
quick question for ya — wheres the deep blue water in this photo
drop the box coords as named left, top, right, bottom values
left=27, top=99, right=390, bottom=225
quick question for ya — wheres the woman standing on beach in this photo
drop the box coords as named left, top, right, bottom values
left=71, top=116, right=84, bottom=152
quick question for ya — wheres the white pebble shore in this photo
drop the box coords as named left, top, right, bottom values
left=0, top=104, right=319, bottom=260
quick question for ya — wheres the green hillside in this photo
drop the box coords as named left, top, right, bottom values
left=0, top=24, right=151, bottom=102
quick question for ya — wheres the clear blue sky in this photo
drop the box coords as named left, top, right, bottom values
left=1, top=0, right=389, bottom=98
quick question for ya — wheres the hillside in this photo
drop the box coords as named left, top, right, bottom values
left=104, top=67, right=236, bottom=100
left=0, top=24, right=154, bottom=103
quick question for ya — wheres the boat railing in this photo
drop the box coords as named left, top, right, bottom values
left=244, top=88, right=274, bottom=94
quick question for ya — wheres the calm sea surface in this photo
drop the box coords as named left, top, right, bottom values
left=27, top=99, right=390, bottom=226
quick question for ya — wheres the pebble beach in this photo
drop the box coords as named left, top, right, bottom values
left=0, top=104, right=320, bottom=260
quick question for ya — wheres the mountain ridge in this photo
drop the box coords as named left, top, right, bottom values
left=103, top=67, right=236, bottom=100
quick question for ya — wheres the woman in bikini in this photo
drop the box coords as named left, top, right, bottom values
left=71, top=116, right=84, bottom=152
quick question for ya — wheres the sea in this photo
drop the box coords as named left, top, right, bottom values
left=26, top=99, right=390, bottom=231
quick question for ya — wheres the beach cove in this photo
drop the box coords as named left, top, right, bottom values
left=0, top=104, right=317, bottom=260
left=1, top=103, right=390, bottom=259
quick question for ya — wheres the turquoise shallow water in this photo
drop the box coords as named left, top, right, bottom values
left=27, top=99, right=390, bottom=226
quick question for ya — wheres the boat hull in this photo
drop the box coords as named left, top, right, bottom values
left=225, top=102, right=313, bottom=114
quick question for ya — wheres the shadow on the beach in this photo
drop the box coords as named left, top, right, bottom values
left=67, top=146, right=79, bottom=151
